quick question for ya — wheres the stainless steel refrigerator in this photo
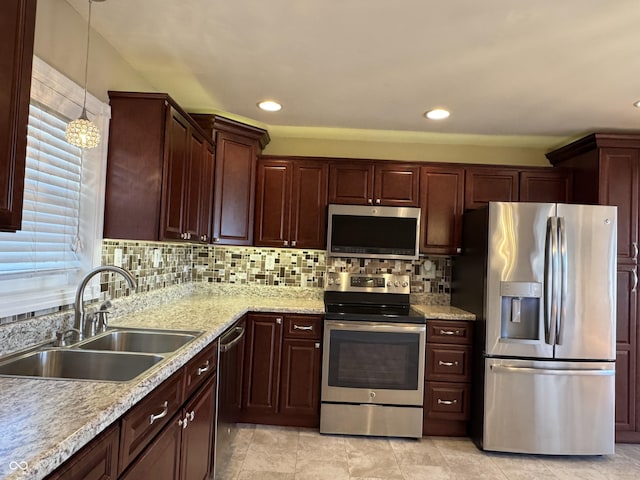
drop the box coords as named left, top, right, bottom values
left=452, top=202, right=617, bottom=455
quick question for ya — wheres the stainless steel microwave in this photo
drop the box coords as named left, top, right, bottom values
left=326, top=204, right=421, bottom=260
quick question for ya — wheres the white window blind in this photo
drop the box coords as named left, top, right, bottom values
left=0, top=103, right=82, bottom=276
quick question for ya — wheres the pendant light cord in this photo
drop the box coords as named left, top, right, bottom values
left=82, top=0, right=93, bottom=116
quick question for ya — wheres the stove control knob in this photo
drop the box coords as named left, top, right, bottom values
left=394, top=281, right=399, bottom=287
left=402, top=281, right=408, bottom=288
left=335, top=278, right=341, bottom=285
left=369, top=391, right=376, bottom=400
left=328, top=278, right=334, bottom=285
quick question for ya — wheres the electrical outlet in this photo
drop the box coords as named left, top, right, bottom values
left=153, top=249, right=161, bottom=268
left=113, top=248, right=123, bottom=267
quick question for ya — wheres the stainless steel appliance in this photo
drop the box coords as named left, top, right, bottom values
left=452, top=202, right=617, bottom=455
left=214, top=319, right=245, bottom=479
left=327, top=204, right=421, bottom=260
left=321, top=272, right=426, bottom=438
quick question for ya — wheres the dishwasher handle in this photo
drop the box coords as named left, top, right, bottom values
left=220, top=325, right=246, bottom=353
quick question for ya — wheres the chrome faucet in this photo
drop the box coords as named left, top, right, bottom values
left=74, top=265, right=136, bottom=340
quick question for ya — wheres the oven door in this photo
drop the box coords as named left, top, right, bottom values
left=322, top=320, right=425, bottom=406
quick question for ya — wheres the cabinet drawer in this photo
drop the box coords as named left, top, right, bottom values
left=284, top=314, right=322, bottom=340
left=425, top=382, right=471, bottom=421
left=426, top=344, right=472, bottom=382
left=119, top=370, right=184, bottom=474
left=184, top=340, right=218, bottom=401
left=427, top=320, right=473, bottom=345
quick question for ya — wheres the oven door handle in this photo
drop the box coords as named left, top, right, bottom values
left=324, top=320, right=426, bottom=334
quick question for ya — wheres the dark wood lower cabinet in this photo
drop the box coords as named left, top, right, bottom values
left=46, top=425, right=119, bottom=480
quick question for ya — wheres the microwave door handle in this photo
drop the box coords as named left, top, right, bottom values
left=557, top=217, right=567, bottom=345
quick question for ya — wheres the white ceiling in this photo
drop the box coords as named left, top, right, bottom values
left=66, top=0, right=640, bottom=146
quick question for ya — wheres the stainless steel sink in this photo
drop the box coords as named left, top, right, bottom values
left=0, top=349, right=164, bottom=382
left=76, top=328, right=201, bottom=354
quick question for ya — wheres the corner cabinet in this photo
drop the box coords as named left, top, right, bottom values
left=547, top=133, right=640, bottom=443
left=0, top=0, right=36, bottom=231
left=254, top=157, right=329, bottom=249
left=104, top=92, right=215, bottom=243
left=328, top=161, right=420, bottom=206
left=190, top=115, right=270, bottom=246
left=242, top=313, right=322, bottom=427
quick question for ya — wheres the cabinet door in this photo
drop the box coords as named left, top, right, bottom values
left=254, top=159, right=291, bottom=247
left=0, top=0, right=36, bottom=231
left=242, top=313, right=283, bottom=422
left=615, top=264, right=638, bottom=436
left=373, top=164, right=420, bottom=206
left=519, top=170, right=572, bottom=203
left=290, top=160, right=329, bottom=249
left=47, top=425, right=119, bottom=480
left=420, top=166, right=464, bottom=254
left=183, top=132, right=204, bottom=242
left=279, top=338, right=321, bottom=427
left=464, top=167, right=519, bottom=210
left=328, top=162, right=374, bottom=205
left=120, top=414, right=182, bottom=480
left=198, top=143, right=215, bottom=243
left=599, top=149, right=640, bottom=263
left=161, top=109, right=190, bottom=241
left=212, top=131, right=256, bottom=245
left=180, top=376, right=216, bottom=480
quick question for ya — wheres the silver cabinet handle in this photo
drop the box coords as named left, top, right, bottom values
left=293, top=324, right=313, bottom=331
left=439, top=329, right=460, bottom=336
left=633, top=267, right=638, bottom=293
left=201, top=234, right=208, bottom=242
left=438, top=360, right=459, bottom=366
left=149, top=401, right=169, bottom=425
left=367, top=198, right=373, bottom=204
left=291, top=240, right=297, bottom=247
left=276, top=317, right=282, bottom=324
left=188, top=410, right=195, bottom=421
left=179, top=415, right=188, bottom=429
left=437, top=399, right=457, bottom=405
left=197, top=360, right=210, bottom=376
left=633, top=242, right=638, bottom=262
left=284, top=240, right=289, bottom=246
left=315, top=342, right=320, bottom=349
left=213, top=237, right=219, bottom=243
left=375, top=199, right=381, bottom=204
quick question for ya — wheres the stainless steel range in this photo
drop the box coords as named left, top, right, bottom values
left=320, top=272, right=426, bottom=439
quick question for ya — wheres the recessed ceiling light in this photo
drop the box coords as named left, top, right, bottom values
left=634, top=100, right=640, bottom=108
left=425, top=108, right=450, bottom=120
left=257, top=100, right=282, bottom=112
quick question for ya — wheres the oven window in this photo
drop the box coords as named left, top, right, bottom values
left=327, top=330, right=420, bottom=390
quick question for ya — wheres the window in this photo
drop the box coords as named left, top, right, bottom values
left=0, top=57, right=110, bottom=318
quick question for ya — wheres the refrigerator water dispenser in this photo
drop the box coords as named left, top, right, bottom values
left=500, top=282, right=542, bottom=340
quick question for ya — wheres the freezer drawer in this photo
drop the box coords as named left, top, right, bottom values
left=484, top=358, right=615, bottom=455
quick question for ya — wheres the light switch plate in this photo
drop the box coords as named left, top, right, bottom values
left=113, top=248, right=123, bottom=267
left=153, top=249, right=161, bottom=268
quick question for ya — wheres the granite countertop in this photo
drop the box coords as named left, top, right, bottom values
left=0, top=289, right=474, bottom=480
left=0, top=293, right=323, bottom=480
left=412, top=304, right=476, bottom=321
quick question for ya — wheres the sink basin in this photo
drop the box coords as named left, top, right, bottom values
left=0, top=349, right=164, bottom=382
left=76, top=328, right=201, bottom=354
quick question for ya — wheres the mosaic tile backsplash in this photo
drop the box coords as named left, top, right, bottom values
left=0, top=240, right=451, bottom=325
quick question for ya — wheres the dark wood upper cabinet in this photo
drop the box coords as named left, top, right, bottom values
left=464, top=167, right=519, bottom=210
left=519, top=169, right=573, bottom=203
left=0, top=0, right=36, bottom=232
left=255, top=157, right=328, bottom=249
left=420, top=166, right=464, bottom=255
left=104, top=92, right=214, bottom=243
left=329, top=161, right=419, bottom=206
left=190, top=115, right=270, bottom=246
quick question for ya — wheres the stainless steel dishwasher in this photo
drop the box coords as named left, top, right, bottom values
left=213, top=318, right=246, bottom=479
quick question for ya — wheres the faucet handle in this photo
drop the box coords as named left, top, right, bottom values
left=95, top=310, right=109, bottom=333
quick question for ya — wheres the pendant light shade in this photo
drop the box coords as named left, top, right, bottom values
left=66, top=0, right=103, bottom=149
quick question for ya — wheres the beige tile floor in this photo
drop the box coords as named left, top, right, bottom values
left=218, top=424, right=640, bottom=480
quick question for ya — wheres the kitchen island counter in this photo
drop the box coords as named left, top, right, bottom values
left=0, top=290, right=323, bottom=480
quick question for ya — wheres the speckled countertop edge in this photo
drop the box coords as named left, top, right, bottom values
left=0, top=287, right=473, bottom=480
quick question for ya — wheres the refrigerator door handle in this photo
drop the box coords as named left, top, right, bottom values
left=544, top=217, right=559, bottom=345
left=557, top=216, right=567, bottom=345
left=490, top=365, right=615, bottom=376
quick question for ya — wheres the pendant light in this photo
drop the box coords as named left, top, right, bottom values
left=65, top=0, right=104, bottom=149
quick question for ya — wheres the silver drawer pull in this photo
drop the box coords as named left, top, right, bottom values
left=149, top=401, right=169, bottom=425
left=438, top=360, right=459, bottom=367
left=439, top=329, right=460, bottom=336
left=437, top=399, right=457, bottom=405
left=179, top=415, right=188, bottom=429
left=293, top=324, right=313, bottom=331
left=197, top=360, right=210, bottom=376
